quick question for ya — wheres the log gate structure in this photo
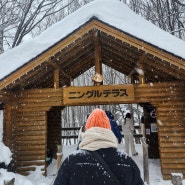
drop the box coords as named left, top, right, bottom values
left=0, top=0, right=185, bottom=180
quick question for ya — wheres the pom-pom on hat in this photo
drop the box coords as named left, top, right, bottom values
left=85, top=108, right=111, bottom=130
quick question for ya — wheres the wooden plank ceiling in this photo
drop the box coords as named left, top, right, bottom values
left=2, top=20, right=185, bottom=91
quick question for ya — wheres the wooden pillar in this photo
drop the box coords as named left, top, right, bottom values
left=53, top=65, right=72, bottom=88
left=129, top=53, right=146, bottom=84
left=142, top=137, right=149, bottom=184
left=54, top=68, right=60, bottom=89
left=137, top=54, right=145, bottom=84
left=56, top=145, right=63, bottom=169
left=93, top=30, right=102, bottom=75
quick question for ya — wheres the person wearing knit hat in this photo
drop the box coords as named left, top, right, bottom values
left=53, top=108, right=144, bottom=185
left=85, top=108, right=111, bottom=130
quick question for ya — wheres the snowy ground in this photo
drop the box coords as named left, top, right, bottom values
left=0, top=143, right=184, bottom=185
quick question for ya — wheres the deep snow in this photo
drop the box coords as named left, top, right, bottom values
left=1, top=141, right=185, bottom=185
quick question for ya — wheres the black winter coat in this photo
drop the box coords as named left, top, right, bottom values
left=53, top=148, right=144, bottom=185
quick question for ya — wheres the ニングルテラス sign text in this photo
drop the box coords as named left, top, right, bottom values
left=63, top=84, right=134, bottom=105
left=68, top=88, right=128, bottom=99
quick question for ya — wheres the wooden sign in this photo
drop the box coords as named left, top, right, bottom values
left=63, top=84, right=134, bottom=105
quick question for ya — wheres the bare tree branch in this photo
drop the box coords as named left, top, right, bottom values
left=12, top=0, right=76, bottom=47
left=173, top=0, right=185, bottom=6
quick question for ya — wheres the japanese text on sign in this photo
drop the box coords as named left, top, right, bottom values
left=63, top=85, right=134, bottom=105
left=69, top=89, right=128, bottom=99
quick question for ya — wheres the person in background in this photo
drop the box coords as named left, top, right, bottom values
left=140, top=115, right=145, bottom=137
left=46, top=148, right=53, bottom=166
left=76, top=113, right=90, bottom=150
left=122, top=112, right=138, bottom=156
left=53, top=108, right=144, bottom=185
left=105, top=110, right=122, bottom=144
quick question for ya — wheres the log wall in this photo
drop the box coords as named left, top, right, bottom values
left=2, top=82, right=185, bottom=179
left=135, top=82, right=185, bottom=180
left=4, top=88, right=63, bottom=175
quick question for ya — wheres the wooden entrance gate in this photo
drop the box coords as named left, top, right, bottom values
left=2, top=81, right=185, bottom=179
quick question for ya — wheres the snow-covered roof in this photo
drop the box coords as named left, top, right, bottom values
left=0, top=0, right=185, bottom=81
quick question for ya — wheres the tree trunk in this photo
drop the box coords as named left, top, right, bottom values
left=0, top=30, right=4, bottom=54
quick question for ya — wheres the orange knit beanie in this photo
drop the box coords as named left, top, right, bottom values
left=85, top=108, right=111, bottom=130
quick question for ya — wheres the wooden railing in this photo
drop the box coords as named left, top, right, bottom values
left=61, top=126, right=143, bottom=145
left=61, top=127, right=79, bottom=145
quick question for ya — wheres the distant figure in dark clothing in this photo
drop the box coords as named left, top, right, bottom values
left=53, top=108, right=144, bottom=185
left=46, top=149, right=53, bottom=166
left=141, top=115, right=145, bottom=137
left=105, top=111, right=122, bottom=144
left=76, top=113, right=90, bottom=150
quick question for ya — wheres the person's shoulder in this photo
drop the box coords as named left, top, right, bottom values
left=64, top=149, right=88, bottom=161
left=103, top=148, right=137, bottom=165
left=116, top=148, right=127, bottom=157
left=71, top=149, right=89, bottom=157
left=116, top=149, right=137, bottom=163
left=99, top=148, right=125, bottom=157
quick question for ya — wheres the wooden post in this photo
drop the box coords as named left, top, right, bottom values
left=54, top=68, right=60, bottom=89
left=93, top=30, right=103, bottom=86
left=56, top=145, right=63, bottom=170
left=129, top=53, right=146, bottom=84
left=141, top=137, right=150, bottom=184
left=93, top=30, right=102, bottom=75
left=171, top=173, right=183, bottom=185
left=4, top=177, right=15, bottom=185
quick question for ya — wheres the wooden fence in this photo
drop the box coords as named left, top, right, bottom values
left=61, top=126, right=143, bottom=145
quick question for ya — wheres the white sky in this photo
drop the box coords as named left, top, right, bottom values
left=0, top=0, right=185, bottom=81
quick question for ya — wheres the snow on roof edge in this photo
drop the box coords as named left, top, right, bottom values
left=0, top=17, right=97, bottom=82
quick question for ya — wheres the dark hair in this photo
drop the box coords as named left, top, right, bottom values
left=87, top=113, right=90, bottom=119
left=125, top=113, right=131, bottom=119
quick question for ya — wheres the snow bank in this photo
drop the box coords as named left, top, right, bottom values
left=0, top=142, right=12, bottom=165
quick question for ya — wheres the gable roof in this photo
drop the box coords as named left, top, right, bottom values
left=0, top=0, right=185, bottom=91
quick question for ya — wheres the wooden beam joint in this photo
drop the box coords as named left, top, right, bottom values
left=129, top=53, right=147, bottom=84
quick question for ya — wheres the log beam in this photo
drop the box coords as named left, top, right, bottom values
left=93, top=30, right=102, bottom=74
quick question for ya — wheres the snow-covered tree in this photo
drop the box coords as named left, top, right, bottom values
left=0, top=0, right=85, bottom=52
left=127, top=0, right=185, bottom=40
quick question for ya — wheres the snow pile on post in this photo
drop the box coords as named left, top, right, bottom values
left=171, top=173, right=183, bottom=185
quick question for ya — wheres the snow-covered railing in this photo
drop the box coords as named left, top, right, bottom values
left=61, top=127, right=80, bottom=145
left=171, top=173, right=183, bottom=185
left=61, top=126, right=143, bottom=145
